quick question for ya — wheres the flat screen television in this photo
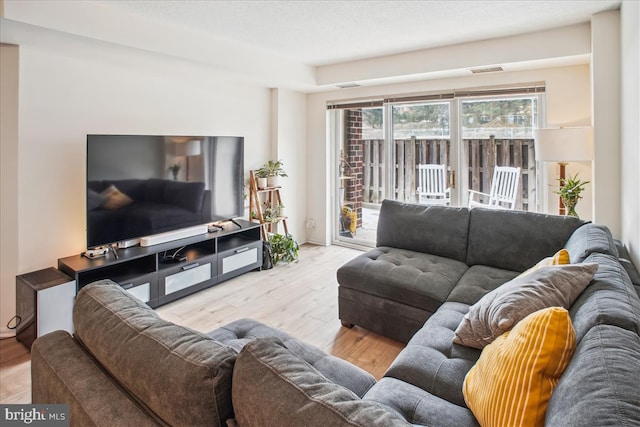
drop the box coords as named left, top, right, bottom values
left=86, top=135, right=244, bottom=248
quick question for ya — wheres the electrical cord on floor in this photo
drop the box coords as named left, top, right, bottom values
left=6, top=315, right=20, bottom=330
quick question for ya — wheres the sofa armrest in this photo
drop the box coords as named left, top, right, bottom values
left=231, top=338, right=410, bottom=427
left=565, top=223, right=618, bottom=263
left=32, top=330, right=157, bottom=427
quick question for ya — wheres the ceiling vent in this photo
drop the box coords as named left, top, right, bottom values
left=336, top=82, right=361, bottom=89
left=469, top=66, right=504, bottom=74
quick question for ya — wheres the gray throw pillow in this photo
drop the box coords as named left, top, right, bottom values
left=453, top=263, right=598, bottom=349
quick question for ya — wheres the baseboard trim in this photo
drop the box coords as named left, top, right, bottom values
left=0, top=326, right=16, bottom=339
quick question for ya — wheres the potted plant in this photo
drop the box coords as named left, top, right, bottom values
left=261, top=160, right=288, bottom=187
left=267, top=233, right=299, bottom=265
left=168, top=162, right=181, bottom=180
left=262, top=201, right=279, bottom=223
left=254, top=168, right=268, bottom=189
left=555, top=173, right=590, bottom=218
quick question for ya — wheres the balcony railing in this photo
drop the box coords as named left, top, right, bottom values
left=359, top=136, right=535, bottom=211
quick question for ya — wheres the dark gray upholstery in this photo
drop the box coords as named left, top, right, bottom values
left=31, top=204, right=640, bottom=426
left=337, top=247, right=468, bottom=312
left=376, top=200, right=470, bottom=263
left=339, top=286, right=433, bottom=343
left=338, top=203, right=584, bottom=342
left=565, top=222, right=619, bottom=263
left=615, top=239, right=640, bottom=286
left=383, top=302, right=480, bottom=407
left=208, top=318, right=376, bottom=398
left=569, top=252, right=640, bottom=342
left=364, top=378, right=479, bottom=427
left=31, top=330, right=158, bottom=427
left=546, top=325, right=640, bottom=426
left=72, top=281, right=236, bottom=427
left=446, top=265, right=519, bottom=305
left=231, top=338, right=411, bottom=427
left=337, top=202, right=640, bottom=426
left=466, top=207, right=585, bottom=271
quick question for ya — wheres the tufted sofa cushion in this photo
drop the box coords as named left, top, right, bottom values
left=337, top=247, right=468, bottom=313
left=383, top=302, right=480, bottom=407
left=208, top=318, right=376, bottom=398
left=364, top=377, right=479, bottom=427
left=446, top=265, right=519, bottom=305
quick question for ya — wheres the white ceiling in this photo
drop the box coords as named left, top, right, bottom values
left=98, top=0, right=621, bottom=66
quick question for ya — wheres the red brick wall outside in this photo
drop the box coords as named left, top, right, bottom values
left=345, top=110, right=363, bottom=227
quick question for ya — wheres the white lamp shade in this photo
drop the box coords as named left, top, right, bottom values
left=170, top=139, right=201, bottom=157
left=533, top=127, right=593, bottom=162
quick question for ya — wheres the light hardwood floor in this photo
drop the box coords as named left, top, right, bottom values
left=0, top=244, right=404, bottom=404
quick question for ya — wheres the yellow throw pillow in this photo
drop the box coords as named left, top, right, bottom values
left=519, top=248, right=570, bottom=278
left=463, top=307, right=576, bottom=427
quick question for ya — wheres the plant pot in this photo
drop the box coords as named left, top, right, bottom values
left=562, top=197, right=579, bottom=218
left=257, top=177, right=267, bottom=189
left=267, top=176, right=279, bottom=188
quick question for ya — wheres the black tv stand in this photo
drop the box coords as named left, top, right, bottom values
left=58, top=219, right=262, bottom=308
left=229, top=218, right=242, bottom=229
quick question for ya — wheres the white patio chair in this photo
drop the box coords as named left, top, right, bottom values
left=417, top=164, right=451, bottom=206
left=468, top=166, right=520, bottom=210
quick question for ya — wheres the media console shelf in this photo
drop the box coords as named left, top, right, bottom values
left=58, top=219, right=262, bottom=308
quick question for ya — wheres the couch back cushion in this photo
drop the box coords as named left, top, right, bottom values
left=73, top=280, right=236, bottom=427
left=545, top=324, right=640, bottom=426
left=569, top=253, right=640, bottom=343
left=163, top=180, right=205, bottom=212
left=232, top=337, right=410, bottom=426
left=377, top=200, right=470, bottom=263
left=564, top=223, right=619, bottom=263
left=466, top=208, right=584, bottom=272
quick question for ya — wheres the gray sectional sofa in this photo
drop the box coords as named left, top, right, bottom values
left=31, top=200, right=640, bottom=426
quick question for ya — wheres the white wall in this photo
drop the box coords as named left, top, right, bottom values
left=271, top=88, right=308, bottom=241
left=620, top=1, right=640, bottom=266
left=317, top=23, right=590, bottom=87
left=0, top=44, right=19, bottom=338
left=591, top=10, right=621, bottom=238
left=307, top=65, right=593, bottom=245
left=0, top=34, right=278, bottom=336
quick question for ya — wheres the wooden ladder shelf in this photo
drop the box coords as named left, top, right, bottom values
left=249, top=170, right=289, bottom=240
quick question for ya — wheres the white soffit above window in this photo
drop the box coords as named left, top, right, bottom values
left=0, top=0, right=620, bottom=91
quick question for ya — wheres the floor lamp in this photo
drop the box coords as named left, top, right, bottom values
left=534, top=127, right=593, bottom=215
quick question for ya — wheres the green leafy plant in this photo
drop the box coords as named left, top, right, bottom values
left=554, top=173, right=590, bottom=218
left=267, top=233, right=299, bottom=265
left=254, top=168, right=269, bottom=179
left=262, top=201, right=280, bottom=223
left=260, top=160, right=288, bottom=178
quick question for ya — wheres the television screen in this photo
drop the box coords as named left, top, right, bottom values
left=86, top=135, right=244, bottom=248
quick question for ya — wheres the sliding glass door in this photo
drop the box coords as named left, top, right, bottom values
left=391, top=102, right=453, bottom=204
left=460, top=97, right=538, bottom=210
left=330, top=91, right=542, bottom=246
